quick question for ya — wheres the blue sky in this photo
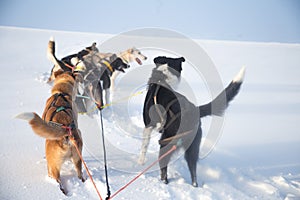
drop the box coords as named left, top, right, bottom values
left=1, top=0, right=299, bottom=43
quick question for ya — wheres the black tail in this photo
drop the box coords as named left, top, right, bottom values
left=199, top=67, right=245, bottom=118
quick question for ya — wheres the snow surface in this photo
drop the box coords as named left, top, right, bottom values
left=1, top=26, right=300, bottom=200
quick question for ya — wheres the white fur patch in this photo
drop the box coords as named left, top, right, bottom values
left=233, top=66, right=246, bottom=83
left=157, top=64, right=180, bottom=89
left=49, top=36, right=54, bottom=42
left=15, top=112, right=35, bottom=121
left=71, top=57, right=79, bottom=66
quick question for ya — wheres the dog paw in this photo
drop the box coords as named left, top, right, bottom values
left=60, top=185, right=67, bottom=195
left=78, top=176, right=86, bottom=183
left=161, top=178, right=169, bottom=184
left=192, top=181, right=198, bottom=187
left=58, top=182, right=70, bottom=196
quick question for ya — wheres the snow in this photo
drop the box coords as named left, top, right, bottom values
left=1, top=26, right=300, bottom=199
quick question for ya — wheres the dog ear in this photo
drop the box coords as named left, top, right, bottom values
left=54, top=69, right=65, bottom=78
left=129, top=48, right=134, bottom=53
left=86, top=42, right=98, bottom=52
left=92, top=42, right=99, bottom=52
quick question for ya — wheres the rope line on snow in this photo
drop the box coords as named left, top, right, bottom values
left=77, top=88, right=146, bottom=114
left=109, top=145, right=177, bottom=199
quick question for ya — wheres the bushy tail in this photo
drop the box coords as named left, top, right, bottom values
left=199, top=67, right=245, bottom=118
left=15, top=112, right=67, bottom=140
left=47, top=37, right=62, bottom=67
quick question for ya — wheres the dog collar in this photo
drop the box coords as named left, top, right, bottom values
left=102, top=60, right=114, bottom=72
left=74, top=61, right=86, bottom=72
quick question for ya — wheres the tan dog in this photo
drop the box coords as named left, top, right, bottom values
left=108, top=47, right=148, bottom=90
left=16, top=70, right=84, bottom=195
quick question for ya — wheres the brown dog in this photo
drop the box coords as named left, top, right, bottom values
left=16, top=70, right=84, bottom=194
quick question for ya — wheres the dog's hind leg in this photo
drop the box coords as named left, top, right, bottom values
left=138, top=127, right=153, bottom=165
left=184, top=149, right=198, bottom=187
left=47, top=162, right=67, bottom=194
left=184, top=126, right=202, bottom=187
left=72, top=154, right=85, bottom=182
left=45, top=142, right=66, bottom=193
left=159, top=145, right=174, bottom=184
left=71, top=141, right=85, bottom=182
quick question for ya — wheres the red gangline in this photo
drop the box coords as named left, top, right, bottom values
left=109, top=145, right=177, bottom=199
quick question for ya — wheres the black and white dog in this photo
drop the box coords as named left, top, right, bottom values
left=138, top=56, right=245, bottom=187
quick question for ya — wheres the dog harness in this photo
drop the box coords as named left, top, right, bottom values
left=152, top=85, right=182, bottom=131
left=152, top=85, right=196, bottom=146
left=101, top=60, right=114, bottom=72
left=43, top=93, right=76, bottom=129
